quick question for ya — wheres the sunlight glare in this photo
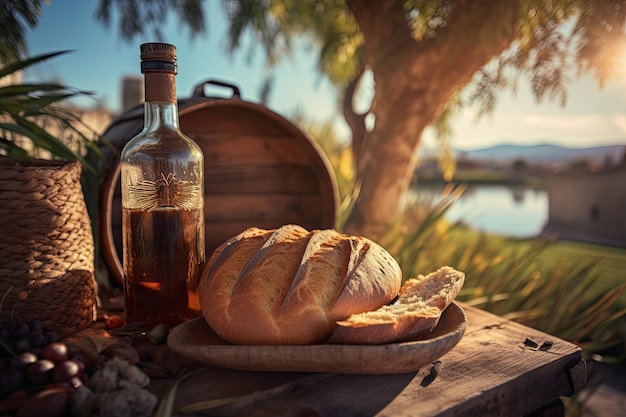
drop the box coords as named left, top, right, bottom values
left=610, top=37, right=626, bottom=86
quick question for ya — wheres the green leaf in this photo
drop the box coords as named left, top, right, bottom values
left=0, top=137, right=33, bottom=164
left=154, top=378, right=182, bottom=417
left=0, top=50, right=73, bottom=80
left=178, top=393, right=257, bottom=414
left=12, top=116, right=77, bottom=159
left=0, top=83, right=91, bottom=98
left=0, top=51, right=103, bottom=176
left=153, top=367, right=211, bottom=417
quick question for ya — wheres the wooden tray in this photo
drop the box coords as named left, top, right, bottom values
left=167, top=303, right=467, bottom=374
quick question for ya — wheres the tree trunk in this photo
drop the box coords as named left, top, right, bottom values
left=343, top=65, right=368, bottom=180
left=343, top=0, right=520, bottom=240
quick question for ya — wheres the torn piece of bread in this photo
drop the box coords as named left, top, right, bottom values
left=329, top=266, right=465, bottom=344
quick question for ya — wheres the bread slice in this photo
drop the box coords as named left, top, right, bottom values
left=329, top=266, right=465, bottom=344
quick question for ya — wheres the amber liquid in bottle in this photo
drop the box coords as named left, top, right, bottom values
left=121, top=43, right=205, bottom=326
left=123, top=207, right=203, bottom=324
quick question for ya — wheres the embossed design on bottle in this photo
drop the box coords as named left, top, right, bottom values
left=127, top=172, right=202, bottom=211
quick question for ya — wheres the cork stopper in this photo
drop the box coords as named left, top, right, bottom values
left=140, top=43, right=177, bottom=74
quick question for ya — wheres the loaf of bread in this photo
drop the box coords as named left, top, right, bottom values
left=329, top=266, right=465, bottom=344
left=197, top=224, right=403, bottom=345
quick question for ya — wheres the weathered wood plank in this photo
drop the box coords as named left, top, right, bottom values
left=375, top=306, right=582, bottom=417
left=150, top=304, right=584, bottom=417
left=204, top=194, right=327, bottom=220
left=181, top=104, right=291, bottom=136
left=204, top=164, right=323, bottom=194
left=190, top=134, right=315, bottom=165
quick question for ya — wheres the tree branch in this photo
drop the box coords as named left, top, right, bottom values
left=342, top=64, right=368, bottom=178
left=346, top=0, right=415, bottom=62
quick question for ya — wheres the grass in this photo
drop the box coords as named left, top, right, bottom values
left=376, top=184, right=626, bottom=364
left=512, top=239, right=626, bottom=310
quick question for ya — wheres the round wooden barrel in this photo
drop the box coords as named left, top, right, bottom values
left=100, top=80, right=338, bottom=285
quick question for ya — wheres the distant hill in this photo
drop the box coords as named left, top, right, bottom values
left=456, top=143, right=626, bottom=165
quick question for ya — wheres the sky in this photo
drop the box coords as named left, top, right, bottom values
left=22, top=0, right=626, bottom=152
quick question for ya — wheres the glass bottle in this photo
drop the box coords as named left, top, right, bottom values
left=120, top=43, right=205, bottom=326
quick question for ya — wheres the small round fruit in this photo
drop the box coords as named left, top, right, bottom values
left=11, top=352, right=38, bottom=370
left=14, top=338, right=31, bottom=353
left=27, top=319, right=42, bottom=331
left=44, top=332, right=60, bottom=344
left=25, top=359, right=55, bottom=385
left=104, top=315, right=123, bottom=330
left=41, top=343, right=68, bottom=363
left=11, top=323, right=30, bottom=340
left=53, top=360, right=82, bottom=383
left=29, top=332, right=47, bottom=348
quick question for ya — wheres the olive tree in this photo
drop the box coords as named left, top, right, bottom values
left=96, top=0, right=626, bottom=239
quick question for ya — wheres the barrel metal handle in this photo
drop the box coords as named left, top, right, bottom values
left=192, top=79, right=242, bottom=98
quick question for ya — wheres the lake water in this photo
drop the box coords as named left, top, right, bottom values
left=413, top=184, right=549, bottom=238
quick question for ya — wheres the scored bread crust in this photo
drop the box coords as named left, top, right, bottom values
left=197, top=224, right=403, bottom=345
left=329, top=266, right=465, bottom=344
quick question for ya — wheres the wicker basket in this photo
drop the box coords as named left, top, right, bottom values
left=0, top=157, right=97, bottom=337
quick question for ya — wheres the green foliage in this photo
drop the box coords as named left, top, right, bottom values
left=381, top=189, right=626, bottom=363
left=0, top=0, right=43, bottom=63
left=95, top=0, right=206, bottom=41
left=0, top=51, right=104, bottom=174
left=222, top=0, right=362, bottom=85
left=468, top=0, right=626, bottom=115
left=404, top=0, right=452, bottom=41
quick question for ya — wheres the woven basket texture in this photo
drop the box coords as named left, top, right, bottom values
left=0, top=157, right=97, bottom=337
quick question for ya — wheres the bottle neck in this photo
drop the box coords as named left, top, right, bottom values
left=143, top=72, right=179, bottom=130
left=144, top=101, right=180, bottom=130
left=144, top=72, right=176, bottom=102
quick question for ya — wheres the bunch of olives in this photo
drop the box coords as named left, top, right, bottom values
left=0, top=320, right=89, bottom=417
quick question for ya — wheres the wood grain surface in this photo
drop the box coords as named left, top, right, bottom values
left=152, top=303, right=584, bottom=416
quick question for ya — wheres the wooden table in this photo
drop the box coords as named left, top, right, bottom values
left=149, top=303, right=586, bottom=416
